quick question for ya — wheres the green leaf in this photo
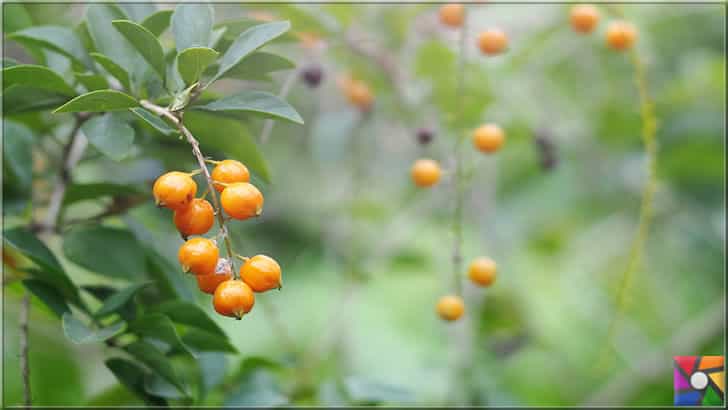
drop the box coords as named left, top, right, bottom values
left=64, top=182, right=144, bottom=205
left=62, top=312, right=126, bottom=344
left=95, top=282, right=151, bottom=318
left=3, top=120, right=34, bottom=189
left=143, top=248, right=195, bottom=302
left=144, top=374, right=187, bottom=399
left=151, top=301, right=225, bottom=337
left=224, top=368, right=287, bottom=406
left=130, top=313, right=194, bottom=357
left=210, top=21, right=291, bottom=84
left=119, top=3, right=156, bottom=22
left=86, top=5, right=144, bottom=85
left=343, top=377, right=414, bottom=404
left=177, top=47, right=218, bottom=86
left=74, top=72, right=109, bottom=92
left=2, top=65, right=76, bottom=96
left=171, top=3, right=214, bottom=52
left=124, top=341, right=187, bottom=395
left=90, top=52, right=131, bottom=91
left=53, top=89, right=138, bottom=113
left=106, top=358, right=167, bottom=405
left=199, top=353, right=227, bottom=398
left=129, top=107, right=176, bottom=135
left=183, top=111, right=271, bottom=182
left=141, top=10, right=173, bottom=37
left=112, top=20, right=166, bottom=80
left=2, top=58, right=19, bottom=67
left=2, top=85, right=70, bottom=114
left=81, top=113, right=135, bottom=161
left=62, top=225, right=146, bottom=279
left=7, top=25, right=89, bottom=67
left=3, top=4, right=33, bottom=33
left=3, top=227, right=63, bottom=276
left=218, top=51, right=294, bottom=82
left=195, top=90, right=303, bottom=124
left=22, top=279, right=71, bottom=318
left=181, top=329, right=237, bottom=354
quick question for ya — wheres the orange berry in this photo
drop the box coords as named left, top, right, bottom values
left=439, top=4, right=464, bottom=28
left=411, top=159, right=441, bottom=188
left=178, top=237, right=219, bottom=275
left=213, top=279, right=255, bottom=319
left=477, top=29, right=508, bottom=55
left=153, top=171, right=197, bottom=210
left=436, top=295, right=465, bottom=321
left=241, top=255, right=282, bottom=292
left=606, top=21, right=637, bottom=51
left=472, top=124, right=505, bottom=153
left=197, top=271, right=232, bottom=294
left=468, top=257, right=497, bottom=287
left=570, top=5, right=600, bottom=34
left=347, top=80, right=374, bottom=111
left=220, top=182, right=264, bottom=220
left=173, top=198, right=215, bottom=237
left=211, top=160, right=250, bottom=192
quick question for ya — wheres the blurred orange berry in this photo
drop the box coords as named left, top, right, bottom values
left=472, top=124, right=505, bottom=153
left=477, top=29, right=508, bottom=55
left=411, top=159, right=441, bottom=188
left=436, top=295, right=465, bottom=321
left=606, top=21, right=637, bottom=51
left=570, top=4, right=600, bottom=34
left=439, top=4, right=464, bottom=28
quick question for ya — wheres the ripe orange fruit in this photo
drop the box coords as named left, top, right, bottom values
left=411, top=159, right=441, bottom=188
left=211, top=160, right=250, bottom=192
left=606, top=21, right=637, bottom=51
left=178, top=237, right=219, bottom=275
left=220, top=182, right=264, bottom=220
left=439, top=4, right=464, bottom=28
left=241, top=255, right=282, bottom=292
left=570, top=4, right=600, bottom=34
left=153, top=171, right=197, bottom=210
left=213, top=279, right=255, bottom=319
left=436, top=295, right=465, bottom=321
left=197, top=271, right=233, bottom=294
left=468, top=257, right=497, bottom=287
left=472, top=124, right=505, bottom=153
left=173, top=198, right=215, bottom=237
left=347, top=80, right=374, bottom=111
left=477, top=29, right=508, bottom=55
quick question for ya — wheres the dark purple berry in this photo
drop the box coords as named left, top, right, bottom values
left=301, top=65, right=323, bottom=88
left=416, top=128, right=434, bottom=145
left=533, top=128, right=558, bottom=172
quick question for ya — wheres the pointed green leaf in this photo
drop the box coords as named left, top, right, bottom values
left=181, top=329, right=238, bottom=354
left=95, top=282, right=151, bottom=318
left=171, top=3, right=214, bottom=52
left=219, top=51, right=294, bottom=81
left=90, top=52, right=131, bottom=90
left=211, top=21, right=291, bottom=84
left=124, top=341, right=187, bottom=395
left=183, top=111, right=270, bottom=182
left=3, top=227, right=64, bottom=276
left=53, top=89, right=138, bottom=113
left=195, top=90, right=303, bottom=124
left=112, top=20, right=166, bottom=80
left=151, top=301, right=225, bottom=337
left=106, top=358, right=167, bottom=406
left=177, top=47, right=218, bottom=86
left=62, top=312, right=126, bottom=344
left=119, top=3, right=156, bottom=22
left=3, top=120, right=34, bottom=189
left=130, top=313, right=194, bottom=357
left=86, top=5, right=144, bottom=85
left=63, top=225, right=146, bottom=279
left=22, top=279, right=71, bottom=318
left=3, top=65, right=76, bottom=96
left=81, top=113, right=135, bottom=161
left=224, top=368, right=287, bottom=406
left=64, top=182, right=144, bottom=205
left=3, top=85, right=70, bottom=114
left=141, top=10, right=173, bottom=37
left=144, top=373, right=187, bottom=399
left=7, top=25, right=89, bottom=67
left=129, top=107, right=175, bottom=135
left=74, top=72, right=109, bottom=92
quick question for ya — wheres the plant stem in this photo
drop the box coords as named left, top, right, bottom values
left=20, top=292, right=31, bottom=407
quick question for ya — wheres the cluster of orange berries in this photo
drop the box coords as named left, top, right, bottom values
left=439, top=4, right=509, bottom=55
left=411, top=123, right=505, bottom=188
left=152, top=159, right=281, bottom=320
left=570, top=4, right=638, bottom=51
left=436, top=257, right=498, bottom=321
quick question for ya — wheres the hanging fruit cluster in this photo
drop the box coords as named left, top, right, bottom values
left=153, top=159, right=281, bottom=320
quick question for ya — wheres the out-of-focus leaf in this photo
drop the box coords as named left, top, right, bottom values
left=119, top=3, right=156, bottom=22
left=90, top=52, right=131, bottom=91
left=63, top=182, right=144, bottom=205
left=199, top=352, right=227, bottom=398
left=2, top=64, right=76, bottom=96
left=86, top=4, right=144, bottom=84
left=3, top=85, right=70, bottom=114
left=22, top=279, right=71, bottom=318
left=224, top=368, right=287, bottom=406
left=7, top=25, right=90, bottom=67
left=62, top=225, right=146, bottom=279
left=130, top=313, right=194, bottom=357
left=124, top=341, right=187, bottom=395
left=53, top=89, right=138, bottom=113
left=177, top=46, right=218, bottom=86
left=129, top=107, right=176, bottom=135
left=2, top=120, right=34, bottom=189
left=112, top=20, right=166, bottom=80
left=81, top=113, right=135, bottom=161
left=195, top=90, right=303, bottom=124
left=95, top=282, right=151, bottom=318
left=3, top=227, right=65, bottom=279
left=171, top=3, right=214, bottom=52
left=183, top=111, right=271, bottom=182
left=62, top=312, right=125, bottom=344
left=74, top=71, right=109, bottom=91
left=217, top=51, right=294, bottom=81
left=151, top=301, right=226, bottom=337
left=3, top=4, right=33, bottom=33
left=2, top=58, right=19, bottom=67
left=210, top=21, right=290, bottom=84
left=141, top=10, right=173, bottom=37
left=181, top=328, right=238, bottom=354
left=343, top=376, right=415, bottom=404
left=144, top=373, right=187, bottom=399
left=106, top=358, right=167, bottom=405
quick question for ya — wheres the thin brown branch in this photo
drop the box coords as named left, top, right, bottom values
left=20, top=292, right=31, bottom=407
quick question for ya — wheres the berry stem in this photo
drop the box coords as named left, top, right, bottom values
left=140, top=100, right=239, bottom=278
